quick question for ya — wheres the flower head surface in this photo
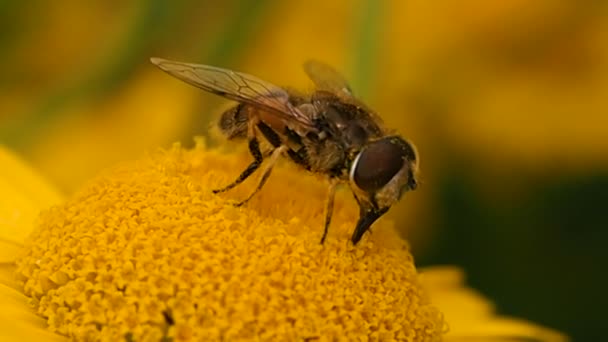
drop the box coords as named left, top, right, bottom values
left=16, top=141, right=444, bottom=341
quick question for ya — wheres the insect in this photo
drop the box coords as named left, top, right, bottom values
left=150, top=57, right=418, bottom=245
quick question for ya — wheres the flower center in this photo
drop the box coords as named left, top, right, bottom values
left=16, top=142, right=444, bottom=341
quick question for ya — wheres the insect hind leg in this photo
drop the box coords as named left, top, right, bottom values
left=235, top=145, right=287, bottom=207
left=212, top=121, right=263, bottom=194
left=320, top=178, right=338, bottom=244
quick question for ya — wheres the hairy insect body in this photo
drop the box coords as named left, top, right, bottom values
left=220, top=101, right=347, bottom=175
left=151, top=57, right=418, bottom=245
left=218, top=103, right=248, bottom=139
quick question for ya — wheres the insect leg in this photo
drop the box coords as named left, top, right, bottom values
left=235, top=145, right=288, bottom=207
left=212, top=120, right=263, bottom=194
left=320, top=178, right=338, bottom=244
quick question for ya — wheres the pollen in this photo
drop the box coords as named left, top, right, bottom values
left=15, top=140, right=444, bottom=341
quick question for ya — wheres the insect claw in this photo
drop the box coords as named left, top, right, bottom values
left=234, top=201, right=246, bottom=207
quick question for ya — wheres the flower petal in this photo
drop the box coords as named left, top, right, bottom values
left=0, top=240, right=22, bottom=264
left=444, top=317, right=568, bottom=342
left=0, top=283, right=66, bottom=341
left=420, top=266, right=568, bottom=342
left=0, top=262, right=20, bottom=290
left=0, top=146, right=63, bottom=257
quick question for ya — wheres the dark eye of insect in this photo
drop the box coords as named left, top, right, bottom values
left=353, top=138, right=407, bottom=193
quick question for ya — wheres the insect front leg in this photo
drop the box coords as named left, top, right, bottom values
left=212, top=119, right=263, bottom=194
left=320, top=178, right=338, bottom=244
left=235, top=145, right=288, bottom=207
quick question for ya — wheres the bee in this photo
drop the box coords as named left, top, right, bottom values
left=150, top=57, right=418, bottom=245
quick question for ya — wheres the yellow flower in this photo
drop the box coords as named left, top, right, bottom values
left=1, top=141, right=566, bottom=341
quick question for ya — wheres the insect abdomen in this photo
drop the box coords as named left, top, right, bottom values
left=218, top=103, right=248, bottom=139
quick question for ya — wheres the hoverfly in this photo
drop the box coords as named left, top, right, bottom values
left=150, top=57, right=418, bottom=245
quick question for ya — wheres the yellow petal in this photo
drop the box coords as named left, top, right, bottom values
left=0, top=146, right=63, bottom=258
left=0, top=283, right=66, bottom=341
left=0, top=240, right=22, bottom=264
left=444, top=317, right=568, bottom=342
left=420, top=266, right=568, bottom=342
left=420, top=266, right=495, bottom=319
left=0, top=263, right=20, bottom=291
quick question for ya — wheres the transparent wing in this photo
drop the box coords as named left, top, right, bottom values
left=303, top=60, right=353, bottom=96
left=304, top=59, right=385, bottom=129
left=151, top=57, right=316, bottom=130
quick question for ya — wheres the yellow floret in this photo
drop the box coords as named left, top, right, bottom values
left=16, top=140, right=444, bottom=341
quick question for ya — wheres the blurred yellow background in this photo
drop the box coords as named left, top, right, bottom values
left=1, top=1, right=607, bottom=340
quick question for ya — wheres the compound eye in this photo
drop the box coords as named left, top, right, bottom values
left=353, top=138, right=406, bottom=193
